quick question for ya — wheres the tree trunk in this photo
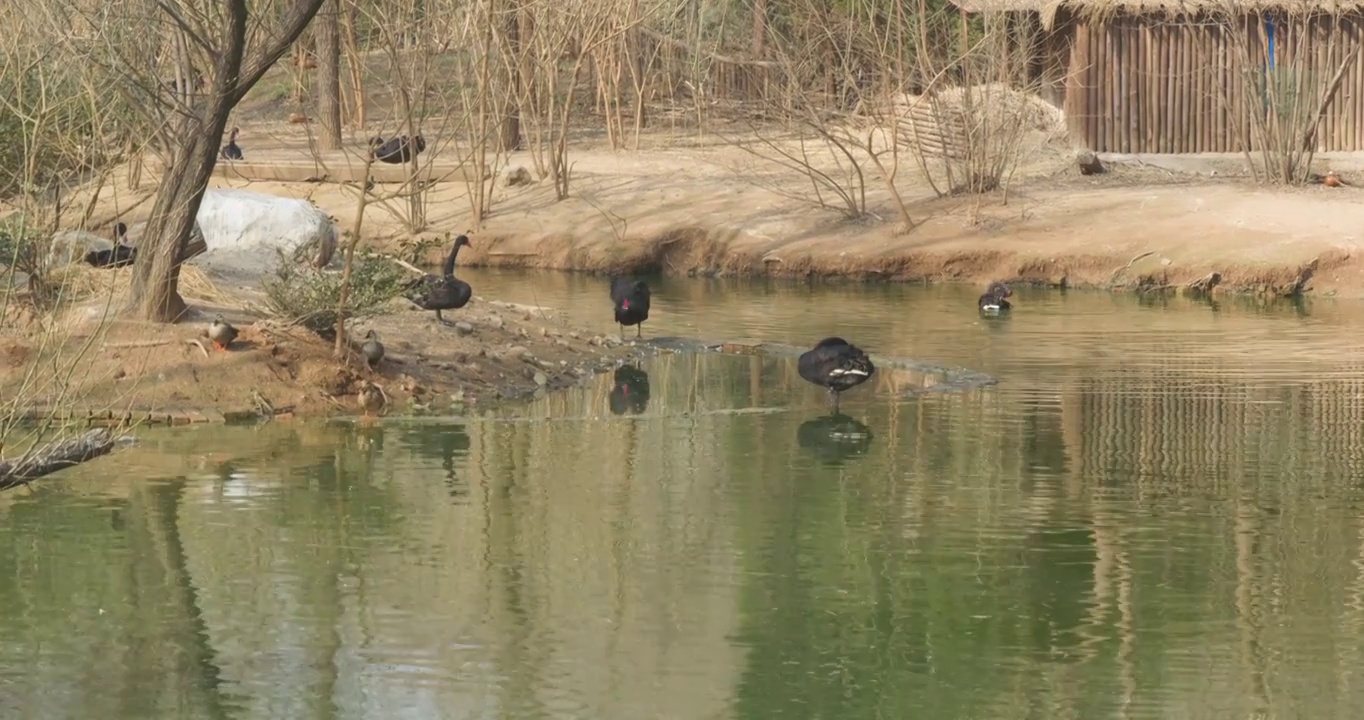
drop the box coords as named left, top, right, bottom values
left=498, top=1, right=524, bottom=152
left=128, top=0, right=328, bottom=323
left=751, top=0, right=766, bottom=59
left=315, top=0, right=343, bottom=150
left=128, top=125, right=222, bottom=321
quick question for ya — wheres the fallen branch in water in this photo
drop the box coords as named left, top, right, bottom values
left=0, top=428, right=116, bottom=490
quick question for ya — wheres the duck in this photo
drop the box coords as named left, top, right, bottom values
left=357, top=381, right=387, bottom=418
left=610, top=278, right=651, bottom=340
left=608, top=364, right=651, bottom=415
left=207, top=314, right=239, bottom=352
left=220, top=126, right=243, bottom=161
left=361, top=330, right=385, bottom=369
left=797, top=337, right=875, bottom=413
left=370, top=135, right=427, bottom=164
left=403, top=234, right=472, bottom=324
left=84, top=222, right=136, bottom=268
left=978, top=281, right=1013, bottom=314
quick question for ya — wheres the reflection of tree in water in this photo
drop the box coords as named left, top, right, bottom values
left=796, top=413, right=874, bottom=466
left=608, top=365, right=650, bottom=416
left=396, top=424, right=473, bottom=500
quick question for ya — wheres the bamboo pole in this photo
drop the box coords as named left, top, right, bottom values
left=1217, top=23, right=1228, bottom=151
left=1105, top=22, right=1115, bottom=150
left=1163, top=22, right=1174, bottom=153
left=1198, top=24, right=1209, bottom=152
left=1085, top=23, right=1098, bottom=149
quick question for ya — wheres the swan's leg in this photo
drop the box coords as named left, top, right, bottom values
left=636, top=323, right=643, bottom=339
left=828, top=387, right=839, bottom=413
left=619, top=323, right=625, bottom=340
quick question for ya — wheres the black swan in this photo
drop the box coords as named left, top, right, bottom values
left=608, top=364, right=651, bottom=415
left=84, top=222, right=136, bottom=268
left=370, top=135, right=427, bottom=164
left=404, top=234, right=472, bottom=324
left=220, top=126, right=243, bottom=161
left=797, top=337, right=875, bottom=412
left=610, top=278, right=651, bottom=339
left=361, top=330, right=385, bottom=369
left=978, top=281, right=1013, bottom=314
left=208, top=315, right=239, bottom=352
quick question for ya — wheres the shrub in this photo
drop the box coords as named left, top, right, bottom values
left=0, top=216, right=58, bottom=307
left=262, top=250, right=407, bottom=337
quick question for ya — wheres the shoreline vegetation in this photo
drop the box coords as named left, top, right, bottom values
left=2, top=0, right=1360, bottom=482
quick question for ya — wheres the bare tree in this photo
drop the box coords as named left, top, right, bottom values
left=55, top=0, right=327, bottom=322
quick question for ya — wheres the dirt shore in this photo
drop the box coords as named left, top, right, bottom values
left=100, top=121, right=1364, bottom=300
left=8, top=119, right=1364, bottom=423
left=0, top=287, right=648, bottom=422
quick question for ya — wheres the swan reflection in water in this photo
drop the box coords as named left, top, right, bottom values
left=608, top=364, right=651, bottom=416
left=797, top=413, right=875, bottom=466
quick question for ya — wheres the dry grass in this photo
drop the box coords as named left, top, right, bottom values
left=39, top=263, right=232, bottom=307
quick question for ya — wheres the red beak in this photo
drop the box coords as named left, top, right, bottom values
left=622, top=299, right=630, bottom=309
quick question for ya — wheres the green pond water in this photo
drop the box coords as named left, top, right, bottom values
left=5, top=274, right=1364, bottom=719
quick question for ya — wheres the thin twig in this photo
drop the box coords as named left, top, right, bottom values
left=104, top=339, right=171, bottom=349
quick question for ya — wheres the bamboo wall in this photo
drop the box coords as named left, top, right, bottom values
left=1061, top=12, right=1364, bottom=153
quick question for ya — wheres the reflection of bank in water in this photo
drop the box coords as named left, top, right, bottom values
left=609, top=365, right=651, bottom=416
left=797, top=413, right=875, bottom=466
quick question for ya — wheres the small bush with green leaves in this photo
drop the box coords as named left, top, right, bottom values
left=262, top=250, right=408, bottom=337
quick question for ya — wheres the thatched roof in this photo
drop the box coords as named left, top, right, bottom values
left=952, top=0, right=1364, bottom=28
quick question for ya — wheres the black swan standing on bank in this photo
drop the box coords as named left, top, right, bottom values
left=610, top=278, right=651, bottom=340
left=369, top=135, right=427, bottom=164
left=978, top=281, right=1013, bottom=314
left=608, top=364, right=651, bottom=415
left=220, top=126, right=243, bottom=161
left=797, top=337, right=875, bottom=412
left=84, top=222, right=136, bottom=268
left=404, top=234, right=472, bottom=325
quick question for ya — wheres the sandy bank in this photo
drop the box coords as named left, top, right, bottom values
left=122, top=123, right=1364, bottom=300
left=0, top=290, right=649, bottom=423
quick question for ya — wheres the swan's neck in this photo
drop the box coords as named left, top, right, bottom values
left=443, top=244, right=462, bottom=276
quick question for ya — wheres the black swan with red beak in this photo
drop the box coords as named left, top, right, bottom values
left=978, top=281, right=1013, bottom=314
left=610, top=278, right=651, bottom=339
left=797, top=337, right=875, bottom=412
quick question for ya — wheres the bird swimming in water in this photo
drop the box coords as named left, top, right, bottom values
left=978, top=281, right=1013, bottom=314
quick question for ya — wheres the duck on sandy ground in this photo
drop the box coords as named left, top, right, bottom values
left=208, top=315, right=239, bottom=352
left=361, top=330, right=385, bottom=370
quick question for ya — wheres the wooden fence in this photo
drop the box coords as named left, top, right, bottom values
left=1060, top=13, right=1364, bottom=153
